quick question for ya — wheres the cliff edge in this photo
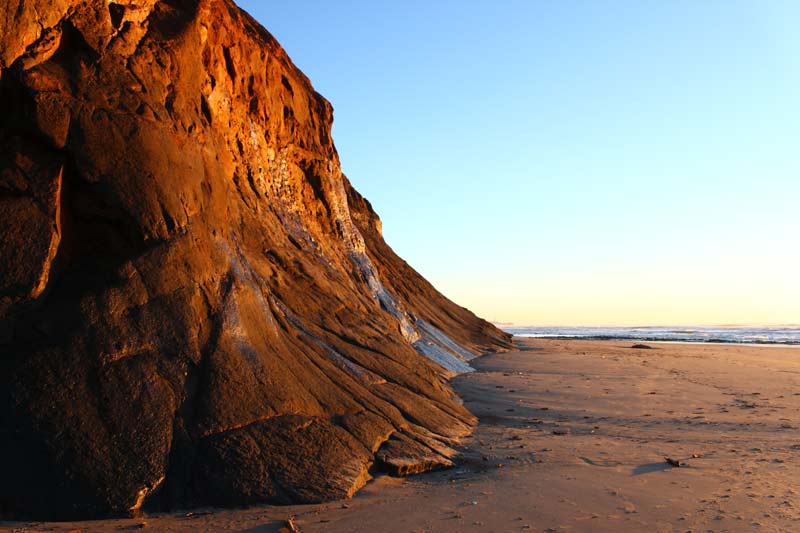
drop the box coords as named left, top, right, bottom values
left=0, top=0, right=511, bottom=520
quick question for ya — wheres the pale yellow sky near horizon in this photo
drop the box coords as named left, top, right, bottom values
left=426, top=243, right=800, bottom=327
left=458, top=289, right=800, bottom=328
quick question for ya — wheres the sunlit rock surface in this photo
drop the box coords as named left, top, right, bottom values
left=0, top=0, right=511, bottom=520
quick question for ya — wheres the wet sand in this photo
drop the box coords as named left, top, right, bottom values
left=4, top=338, right=799, bottom=532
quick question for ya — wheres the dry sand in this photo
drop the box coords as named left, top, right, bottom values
left=4, top=338, right=799, bottom=532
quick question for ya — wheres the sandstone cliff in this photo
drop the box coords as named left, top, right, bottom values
left=0, top=0, right=511, bottom=520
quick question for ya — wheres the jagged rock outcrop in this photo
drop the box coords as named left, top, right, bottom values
left=0, top=0, right=512, bottom=520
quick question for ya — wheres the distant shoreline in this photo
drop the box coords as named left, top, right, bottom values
left=502, top=324, right=800, bottom=346
left=510, top=334, right=800, bottom=346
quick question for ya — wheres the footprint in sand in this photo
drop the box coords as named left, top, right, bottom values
left=579, top=456, right=622, bottom=468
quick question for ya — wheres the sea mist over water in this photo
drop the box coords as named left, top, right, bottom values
left=502, top=325, right=800, bottom=345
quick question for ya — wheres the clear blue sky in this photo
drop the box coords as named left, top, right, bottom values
left=238, top=1, right=800, bottom=326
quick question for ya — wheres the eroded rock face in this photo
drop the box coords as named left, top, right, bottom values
left=0, top=0, right=512, bottom=520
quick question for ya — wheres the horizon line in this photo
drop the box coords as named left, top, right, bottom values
left=493, top=323, right=800, bottom=329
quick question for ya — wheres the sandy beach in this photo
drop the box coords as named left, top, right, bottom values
left=4, top=338, right=799, bottom=533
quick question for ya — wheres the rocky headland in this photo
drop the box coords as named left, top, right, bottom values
left=0, top=0, right=510, bottom=520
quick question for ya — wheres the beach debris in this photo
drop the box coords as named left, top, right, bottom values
left=552, top=429, right=568, bottom=435
left=692, top=453, right=703, bottom=458
left=665, top=457, right=689, bottom=467
left=631, top=344, right=653, bottom=349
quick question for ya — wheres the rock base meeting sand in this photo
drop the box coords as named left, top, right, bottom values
left=4, top=338, right=798, bottom=532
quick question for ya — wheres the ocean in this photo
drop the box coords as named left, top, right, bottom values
left=502, top=325, right=800, bottom=346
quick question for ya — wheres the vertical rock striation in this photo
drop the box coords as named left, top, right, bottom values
left=0, top=0, right=512, bottom=520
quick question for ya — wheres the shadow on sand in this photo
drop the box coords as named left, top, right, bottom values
left=237, top=523, right=287, bottom=533
left=632, top=462, right=674, bottom=476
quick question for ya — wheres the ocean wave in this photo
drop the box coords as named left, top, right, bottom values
left=502, top=326, right=800, bottom=346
